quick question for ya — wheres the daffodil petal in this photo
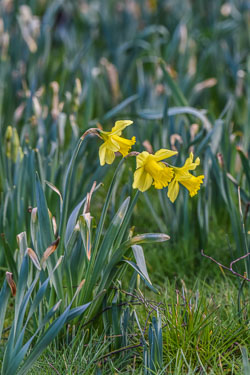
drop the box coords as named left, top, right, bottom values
left=108, top=137, right=121, bottom=151
left=181, top=152, right=200, bottom=171
left=154, top=148, right=178, bottom=161
left=167, top=178, right=180, bottom=203
left=136, top=151, right=149, bottom=168
left=112, top=135, right=135, bottom=146
left=111, top=135, right=136, bottom=156
left=133, top=167, right=144, bottom=188
left=111, top=120, right=133, bottom=135
left=99, top=143, right=115, bottom=166
left=133, top=167, right=153, bottom=192
left=99, top=143, right=106, bottom=166
left=104, top=148, right=116, bottom=164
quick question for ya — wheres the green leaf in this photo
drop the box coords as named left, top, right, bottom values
left=137, top=107, right=212, bottom=131
left=237, top=148, right=250, bottom=189
left=113, top=191, right=139, bottom=250
left=26, top=278, right=49, bottom=322
left=160, top=61, right=188, bottom=106
left=241, top=347, right=250, bottom=375
left=35, top=173, right=53, bottom=253
left=0, top=236, right=18, bottom=281
left=93, top=159, right=125, bottom=255
left=14, top=252, right=29, bottom=329
left=65, top=302, right=91, bottom=323
left=65, top=183, right=102, bottom=247
left=124, top=260, right=157, bottom=293
left=132, top=245, right=152, bottom=285
left=97, top=233, right=169, bottom=297
left=0, top=280, right=10, bottom=340
left=65, top=196, right=87, bottom=246
left=102, top=94, right=139, bottom=121
left=59, top=138, right=84, bottom=241
left=84, top=196, right=130, bottom=302
left=45, top=180, right=63, bottom=213
left=5, top=301, right=62, bottom=375
left=17, top=280, right=84, bottom=375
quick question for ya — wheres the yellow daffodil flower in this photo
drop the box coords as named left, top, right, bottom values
left=133, top=149, right=178, bottom=192
left=167, top=152, right=204, bottom=202
left=99, top=120, right=136, bottom=166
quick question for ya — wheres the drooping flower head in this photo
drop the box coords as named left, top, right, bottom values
left=167, top=152, right=204, bottom=202
left=99, top=120, right=136, bottom=166
left=133, top=149, right=178, bottom=192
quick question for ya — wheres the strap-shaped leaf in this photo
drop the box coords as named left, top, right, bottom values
left=83, top=196, right=130, bottom=303
left=65, top=196, right=87, bottom=246
left=124, top=260, right=157, bottom=293
left=102, top=94, right=139, bottom=121
left=237, top=148, right=250, bottom=188
left=138, top=107, right=212, bottom=132
left=35, top=173, right=53, bottom=252
left=5, top=301, right=62, bottom=375
left=0, top=236, right=18, bottom=280
left=26, top=278, right=50, bottom=321
left=88, top=233, right=169, bottom=318
left=14, top=252, right=29, bottom=332
left=65, top=182, right=102, bottom=247
left=59, top=138, right=84, bottom=241
left=132, top=244, right=152, bottom=285
left=92, top=159, right=125, bottom=254
left=100, top=233, right=169, bottom=292
left=16, top=280, right=85, bottom=375
left=0, top=280, right=10, bottom=340
left=113, top=191, right=139, bottom=250
left=65, top=302, right=91, bottom=323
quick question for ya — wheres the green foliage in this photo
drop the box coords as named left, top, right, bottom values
left=0, top=0, right=249, bottom=373
left=0, top=134, right=169, bottom=373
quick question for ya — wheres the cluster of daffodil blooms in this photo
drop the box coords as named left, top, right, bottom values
left=95, top=120, right=204, bottom=202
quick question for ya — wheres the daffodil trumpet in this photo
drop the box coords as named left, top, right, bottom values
left=167, top=152, right=204, bottom=202
left=132, top=149, right=178, bottom=192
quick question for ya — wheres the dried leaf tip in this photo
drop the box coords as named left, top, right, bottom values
left=6, top=272, right=16, bottom=296
left=41, top=237, right=60, bottom=263
left=27, top=248, right=41, bottom=270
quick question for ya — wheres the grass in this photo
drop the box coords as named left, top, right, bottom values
left=23, top=280, right=249, bottom=374
left=0, top=0, right=249, bottom=374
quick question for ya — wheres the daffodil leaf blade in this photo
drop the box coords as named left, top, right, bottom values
left=102, top=94, right=139, bottom=121
left=0, top=280, right=10, bottom=340
left=84, top=196, right=131, bottom=303
left=65, top=302, right=91, bottom=323
left=132, top=244, right=152, bottom=285
left=124, top=260, right=158, bottom=293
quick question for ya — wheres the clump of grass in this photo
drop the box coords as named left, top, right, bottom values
left=161, top=281, right=249, bottom=374
left=23, top=280, right=249, bottom=375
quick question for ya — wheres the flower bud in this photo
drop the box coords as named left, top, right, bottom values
left=4, top=126, right=23, bottom=162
